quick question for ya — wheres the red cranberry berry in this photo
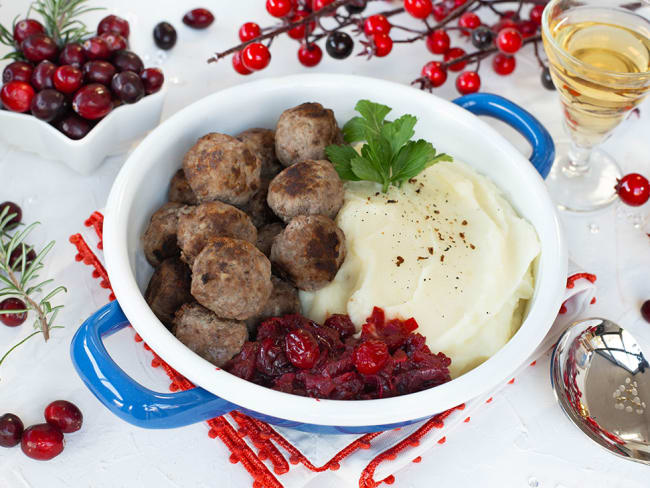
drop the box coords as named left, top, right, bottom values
left=641, top=300, right=650, bottom=323
left=30, top=60, right=57, bottom=90
left=285, top=329, right=320, bottom=369
left=0, top=413, right=24, bottom=448
left=153, top=22, right=177, bottom=50
left=232, top=51, right=252, bottom=75
left=496, top=27, right=523, bottom=54
left=21, top=423, right=64, bottom=461
left=0, top=201, right=22, bottom=228
left=182, top=8, right=215, bottom=29
left=458, top=12, right=481, bottom=34
left=53, top=65, right=83, bottom=94
left=313, top=0, right=335, bottom=13
left=241, top=43, right=271, bottom=71
left=471, top=25, right=494, bottom=49
left=444, top=47, right=467, bottom=72
left=13, top=19, right=45, bottom=45
left=298, top=43, right=323, bottom=67
left=266, top=0, right=292, bottom=17
left=239, top=22, right=261, bottom=42
left=354, top=339, right=389, bottom=374
left=422, top=61, right=447, bottom=87
left=82, top=36, right=111, bottom=60
left=82, top=60, right=116, bottom=85
left=0, top=81, right=35, bottom=113
left=326, top=31, right=354, bottom=60
left=100, top=32, right=128, bottom=52
left=492, top=18, right=518, bottom=33
left=9, top=245, right=36, bottom=269
left=111, top=71, right=145, bottom=104
left=492, top=53, right=516, bottom=75
left=373, top=34, right=393, bottom=57
left=141, top=68, right=164, bottom=94
left=364, top=15, right=391, bottom=36
left=112, top=50, right=144, bottom=74
left=55, top=113, right=92, bottom=139
left=2, top=61, right=33, bottom=84
left=72, top=83, right=113, bottom=120
left=323, top=314, right=356, bottom=340
left=288, top=11, right=315, bottom=39
left=30, top=89, right=67, bottom=122
left=0, top=298, right=27, bottom=327
left=426, top=29, right=450, bottom=55
left=616, top=173, right=650, bottom=206
left=21, top=34, right=58, bottom=63
left=432, top=3, right=448, bottom=22
left=58, top=43, right=86, bottom=67
left=404, top=0, right=433, bottom=19
left=530, top=5, right=545, bottom=25
left=44, top=400, right=83, bottom=434
left=97, top=15, right=130, bottom=39
left=518, top=20, right=538, bottom=39
left=456, top=71, right=481, bottom=94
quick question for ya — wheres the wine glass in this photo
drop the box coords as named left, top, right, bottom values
left=541, top=0, right=650, bottom=212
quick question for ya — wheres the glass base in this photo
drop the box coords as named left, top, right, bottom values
left=546, top=144, right=622, bottom=212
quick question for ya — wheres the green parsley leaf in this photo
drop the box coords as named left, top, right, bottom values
left=324, top=144, right=360, bottom=181
left=343, top=99, right=392, bottom=143
left=350, top=156, right=384, bottom=184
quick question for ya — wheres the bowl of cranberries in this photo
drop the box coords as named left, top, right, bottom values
left=0, top=14, right=165, bottom=175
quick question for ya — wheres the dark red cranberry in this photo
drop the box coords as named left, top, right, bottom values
left=9, top=245, right=37, bottom=269
left=153, top=22, right=177, bottom=50
left=323, top=314, right=356, bottom=340
left=44, top=400, right=83, bottom=433
left=0, top=81, right=35, bottom=113
left=0, top=413, right=24, bottom=448
left=99, top=32, right=128, bottom=52
left=285, top=329, right=320, bottom=369
left=21, top=423, right=64, bottom=461
left=55, top=112, right=92, bottom=139
left=111, top=71, right=144, bottom=104
left=58, top=43, right=86, bottom=67
left=0, top=298, right=27, bottom=327
left=82, top=36, right=111, bottom=60
left=444, top=47, right=467, bottom=71
left=31, top=60, right=57, bottom=90
left=182, top=8, right=215, bottom=29
left=21, top=34, right=58, bottom=63
left=53, top=65, right=83, bottom=94
left=30, top=89, right=66, bottom=121
left=642, top=300, right=650, bottom=323
left=2, top=61, right=33, bottom=84
left=354, top=339, right=388, bottom=374
left=112, top=50, right=144, bottom=74
left=97, top=15, right=130, bottom=39
left=0, top=201, right=22, bottom=228
left=518, top=19, right=538, bottom=38
left=616, top=173, right=650, bottom=206
left=72, top=83, right=113, bottom=119
left=232, top=51, right=252, bottom=75
left=13, top=19, right=45, bottom=45
left=140, top=67, right=164, bottom=94
left=82, top=60, right=116, bottom=85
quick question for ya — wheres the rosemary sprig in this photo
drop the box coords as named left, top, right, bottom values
left=30, top=0, right=104, bottom=46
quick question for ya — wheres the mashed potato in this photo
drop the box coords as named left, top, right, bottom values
left=300, top=161, right=540, bottom=378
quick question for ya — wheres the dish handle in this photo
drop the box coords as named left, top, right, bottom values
left=453, top=93, right=555, bottom=179
left=71, top=301, right=235, bottom=428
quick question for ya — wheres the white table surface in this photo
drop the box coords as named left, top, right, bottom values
left=1, top=1, right=649, bottom=487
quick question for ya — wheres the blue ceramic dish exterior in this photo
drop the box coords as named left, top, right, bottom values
left=71, top=93, right=555, bottom=434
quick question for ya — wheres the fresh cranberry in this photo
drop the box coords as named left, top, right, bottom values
left=285, top=329, right=320, bottom=369
left=140, top=68, right=164, bottom=94
left=58, top=43, right=86, bottom=67
left=616, top=173, right=650, bottom=206
left=496, top=27, right=523, bottom=54
left=239, top=22, right=261, bottom=42
left=0, top=298, right=27, bottom=327
left=364, top=15, right=391, bottom=36
left=30, top=60, right=57, bottom=90
left=232, top=51, right=252, bottom=75
left=0, top=413, right=24, bottom=448
left=518, top=20, right=538, bottom=38
left=0, top=201, right=21, bottom=228
left=444, top=47, right=467, bottom=71
left=99, top=32, right=128, bottom=52
left=323, top=314, right=356, bottom=340
left=530, top=4, right=545, bottom=25
left=0, top=81, right=34, bottom=113
left=422, top=61, right=447, bottom=87
left=288, top=11, right=315, bottom=39
left=55, top=112, right=92, bottom=139
left=82, top=36, right=111, bottom=60
left=373, top=34, right=393, bottom=57
left=404, top=0, right=433, bottom=19
left=112, top=50, right=144, bottom=74
left=241, top=43, right=271, bottom=71
left=21, top=423, right=64, bottom=461
left=82, top=60, right=116, bottom=85
left=458, top=12, right=481, bottom=34
left=2, top=61, right=33, bottom=84
left=72, top=84, right=113, bottom=119
left=97, top=15, right=130, bottom=39
left=13, top=19, right=45, bottom=45
left=9, top=245, right=36, bottom=269
left=456, top=70, right=481, bottom=94
left=432, top=3, right=448, bottom=22
left=53, top=65, right=83, bottom=94
left=266, top=0, right=292, bottom=17
left=21, top=34, right=58, bottom=63
left=111, top=71, right=144, bottom=104
left=492, top=53, right=516, bottom=75
left=642, top=300, right=650, bottom=323
left=153, top=22, right=177, bottom=50
left=182, top=8, right=215, bottom=29
left=31, top=89, right=66, bottom=121
left=426, top=29, right=450, bottom=55
left=354, top=339, right=388, bottom=374
left=297, top=43, right=322, bottom=67
left=44, top=400, right=83, bottom=433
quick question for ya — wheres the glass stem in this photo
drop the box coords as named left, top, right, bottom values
left=565, top=142, right=593, bottom=176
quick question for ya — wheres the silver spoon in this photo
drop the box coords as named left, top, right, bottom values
left=551, top=318, right=650, bottom=465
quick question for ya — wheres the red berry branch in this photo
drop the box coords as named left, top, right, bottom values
left=209, top=0, right=556, bottom=95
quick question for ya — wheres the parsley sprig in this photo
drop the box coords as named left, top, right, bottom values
left=325, top=100, right=452, bottom=192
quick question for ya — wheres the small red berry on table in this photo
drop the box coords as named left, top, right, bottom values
left=492, top=53, right=516, bottom=75
left=404, top=0, right=433, bottom=20
left=0, top=298, right=28, bottom=327
left=182, top=8, right=215, bottom=29
left=0, top=413, right=24, bottom=448
left=456, top=71, right=481, bottom=94
left=0, top=201, right=22, bottom=228
left=13, top=19, right=45, bottom=44
left=616, top=173, right=650, bottom=206
left=1, top=81, right=35, bottom=113
left=458, top=12, right=481, bottom=34
left=288, top=11, right=315, bottom=39
left=239, top=22, right=261, bottom=42
left=497, top=27, right=523, bottom=54
left=373, top=34, right=393, bottom=57
left=426, top=30, right=450, bottom=55
left=266, top=0, right=293, bottom=18
left=242, top=42, right=271, bottom=71
left=232, top=51, right=252, bottom=75
left=141, top=68, right=165, bottom=94
left=530, top=5, right=545, bottom=26
left=422, top=61, right=447, bottom=87
left=364, top=15, right=391, bottom=37
left=298, top=43, right=323, bottom=67
left=21, top=423, right=64, bottom=461
left=97, top=14, right=130, bottom=39
left=444, top=47, right=467, bottom=72
left=44, top=400, right=83, bottom=433
left=641, top=300, right=650, bottom=323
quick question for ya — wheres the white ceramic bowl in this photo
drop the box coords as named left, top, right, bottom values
left=98, top=74, right=567, bottom=430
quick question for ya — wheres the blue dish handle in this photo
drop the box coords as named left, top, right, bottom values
left=71, top=301, right=236, bottom=429
left=453, top=93, right=555, bottom=179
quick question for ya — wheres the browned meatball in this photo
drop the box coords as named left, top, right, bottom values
left=267, top=160, right=344, bottom=222
left=191, top=238, right=272, bottom=320
left=245, top=276, right=301, bottom=335
left=172, top=302, right=248, bottom=367
left=168, top=169, right=198, bottom=205
left=270, top=215, right=346, bottom=291
left=144, top=258, right=192, bottom=328
left=142, top=202, right=186, bottom=267
left=177, top=201, right=257, bottom=265
left=236, top=128, right=283, bottom=178
left=256, top=222, right=284, bottom=257
left=275, top=103, right=343, bottom=167
left=240, top=177, right=278, bottom=228
left=183, top=133, right=262, bottom=206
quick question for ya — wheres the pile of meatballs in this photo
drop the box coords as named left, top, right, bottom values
left=142, top=102, right=347, bottom=367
